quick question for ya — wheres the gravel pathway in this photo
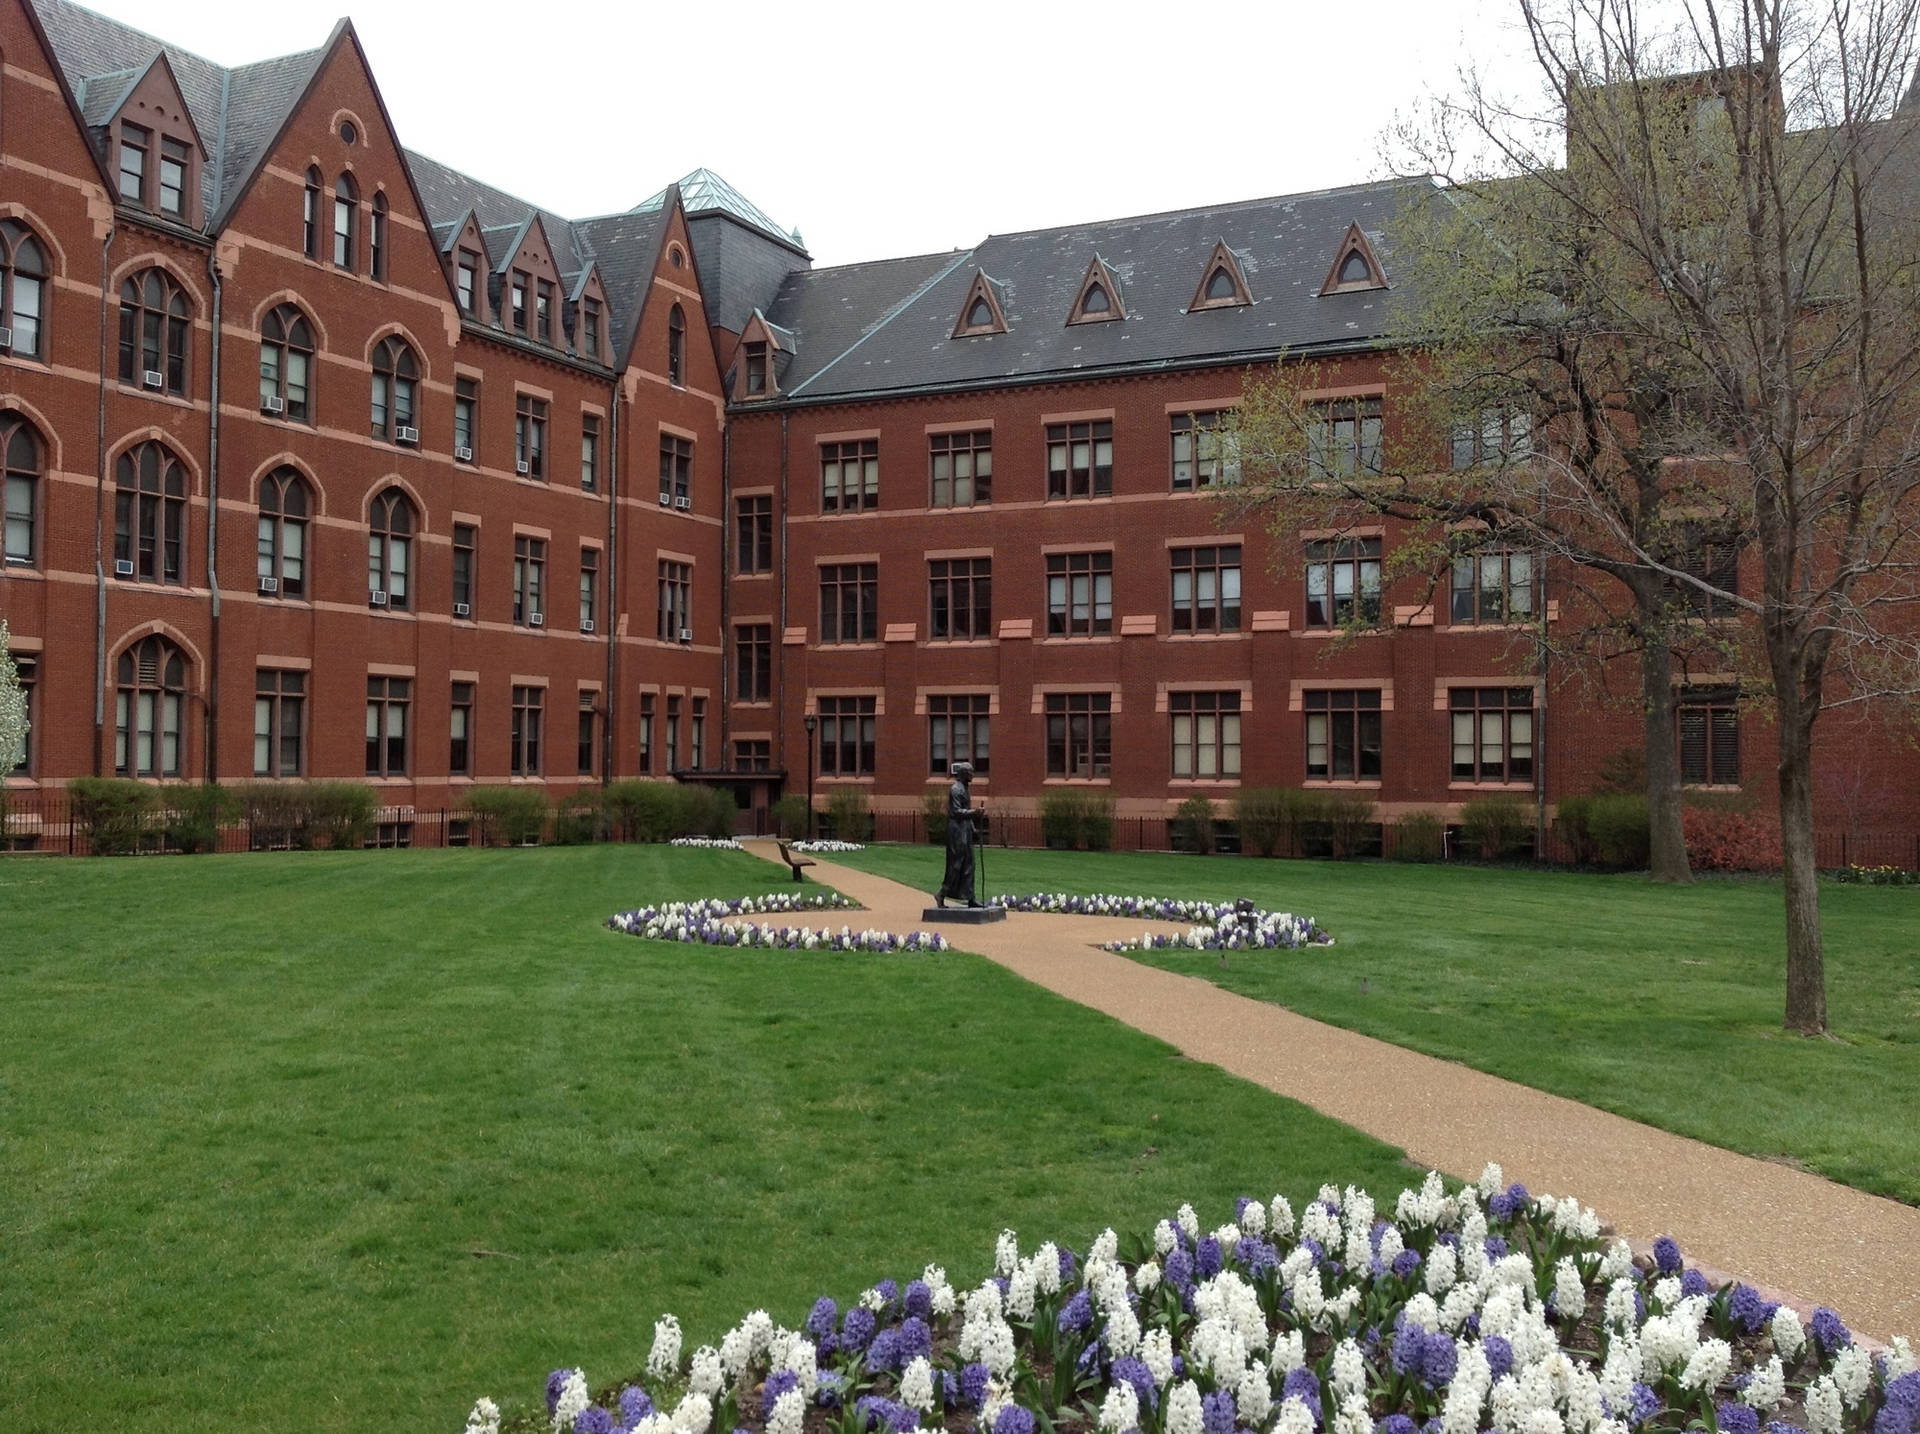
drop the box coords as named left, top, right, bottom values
left=742, top=841, right=1920, bottom=1340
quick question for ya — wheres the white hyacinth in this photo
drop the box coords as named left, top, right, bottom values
left=1742, top=1354, right=1786, bottom=1412
left=1269, top=1195, right=1295, bottom=1239
left=1105, top=1301, right=1143, bottom=1357
left=1603, top=1278, right=1638, bottom=1330
left=1007, top=1263, right=1037, bottom=1320
left=1885, top=1337, right=1917, bottom=1380
left=687, top=1347, right=723, bottom=1398
left=1099, top=1380, right=1141, bottom=1434
left=1177, top=1204, right=1200, bottom=1242
left=1165, top=1381, right=1204, bottom=1434
left=768, top=1389, right=805, bottom=1434
left=648, top=1315, right=683, bottom=1379
left=1034, top=1243, right=1062, bottom=1296
left=551, top=1371, right=589, bottom=1434
left=1275, top=1397, right=1318, bottom=1434
left=1598, top=1240, right=1634, bottom=1281
left=464, top=1396, right=501, bottom=1434
left=1427, top=1241, right=1459, bottom=1296
left=1551, top=1258, right=1586, bottom=1323
left=1135, top=1260, right=1162, bottom=1293
left=1678, top=1338, right=1731, bottom=1392
left=1805, top=1376, right=1844, bottom=1434
left=670, top=1392, right=713, bottom=1434
left=1330, top=1338, right=1367, bottom=1397
left=994, top=1228, right=1019, bottom=1275
left=1091, top=1228, right=1120, bottom=1263
left=1479, top=1162, right=1506, bottom=1199
left=1334, top=1391, right=1374, bottom=1434
left=1240, top=1200, right=1268, bottom=1237
left=1771, top=1306, right=1806, bottom=1361
left=899, top=1357, right=935, bottom=1414
left=1155, top=1220, right=1179, bottom=1256
left=1831, top=1346, right=1871, bottom=1407
left=1652, top=1277, right=1683, bottom=1310
left=1237, top=1366, right=1274, bottom=1426
left=1441, top=1284, right=1482, bottom=1332
left=1270, top=1328, right=1306, bottom=1375
left=1141, top=1326, right=1176, bottom=1385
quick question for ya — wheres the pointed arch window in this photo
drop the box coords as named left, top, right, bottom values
left=259, top=304, right=314, bottom=422
left=668, top=304, right=685, bottom=385
left=1, top=219, right=48, bottom=360
left=1067, top=258, right=1125, bottom=325
left=257, top=467, right=310, bottom=598
left=1320, top=223, right=1387, bottom=295
left=303, top=167, right=323, bottom=259
left=952, top=272, right=1008, bottom=338
left=114, top=440, right=188, bottom=585
left=369, top=193, right=388, bottom=281
left=1190, top=241, right=1252, bottom=311
left=967, top=297, right=992, bottom=327
left=367, top=488, right=415, bottom=609
left=1206, top=269, right=1237, bottom=300
left=117, top=268, right=192, bottom=395
left=3, top=412, right=44, bottom=567
left=332, top=173, right=357, bottom=269
left=116, top=635, right=187, bottom=778
left=1082, top=284, right=1110, bottom=314
left=370, top=335, right=419, bottom=442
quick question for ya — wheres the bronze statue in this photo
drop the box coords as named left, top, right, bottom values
left=935, top=761, right=986, bottom=907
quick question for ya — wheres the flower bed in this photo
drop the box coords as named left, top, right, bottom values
left=468, top=1164, right=1914, bottom=1434
left=670, top=837, right=746, bottom=850
left=1830, top=865, right=1918, bottom=887
left=988, top=894, right=1332, bottom=952
left=607, top=892, right=951, bottom=953
left=792, top=841, right=868, bottom=854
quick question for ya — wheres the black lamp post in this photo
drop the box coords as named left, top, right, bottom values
left=801, top=712, right=817, bottom=841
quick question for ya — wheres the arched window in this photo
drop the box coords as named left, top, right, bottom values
left=1205, top=267, right=1238, bottom=302
left=1, top=219, right=48, bottom=360
left=369, top=335, right=418, bottom=442
left=114, top=440, right=187, bottom=584
left=115, top=634, right=187, bottom=777
left=369, top=192, right=387, bottom=281
left=668, top=304, right=685, bottom=385
left=117, top=268, right=191, bottom=395
left=259, top=303, right=314, bottom=422
left=257, top=467, right=309, bottom=598
left=332, top=173, right=357, bottom=269
left=303, top=167, right=322, bottom=259
left=967, top=297, right=992, bottom=328
left=1337, top=249, right=1373, bottom=285
left=3, top=411, right=43, bottom=566
left=1081, top=283, right=1110, bottom=315
left=367, top=487, right=414, bottom=609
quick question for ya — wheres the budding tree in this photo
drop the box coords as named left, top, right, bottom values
left=0, top=621, right=26, bottom=774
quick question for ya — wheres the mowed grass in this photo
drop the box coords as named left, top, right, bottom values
left=835, top=845, right=1920, bottom=1206
left=0, top=846, right=1421, bottom=1433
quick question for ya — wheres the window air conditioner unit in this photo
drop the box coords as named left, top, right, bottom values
left=674, top=495, right=692, bottom=510
left=396, top=425, right=419, bottom=445
left=114, top=558, right=135, bottom=577
left=657, top=492, right=671, bottom=506
left=143, top=369, right=166, bottom=390
left=0, top=327, right=12, bottom=352
left=529, top=612, right=545, bottom=627
left=369, top=589, right=389, bottom=606
left=454, top=446, right=473, bottom=463
left=257, top=575, right=279, bottom=594
left=262, top=394, right=285, bottom=414
left=453, top=602, right=471, bottom=618
left=678, top=627, right=692, bottom=644
left=580, top=618, right=595, bottom=633
left=515, top=461, right=530, bottom=476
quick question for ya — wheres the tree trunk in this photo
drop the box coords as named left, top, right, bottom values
left=1777, top=698, right=1828, bottom=1035
left=1639, top=636, right=1693, bottom=883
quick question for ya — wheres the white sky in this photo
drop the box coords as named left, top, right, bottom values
left=74, top=0, right=1543, bottom=267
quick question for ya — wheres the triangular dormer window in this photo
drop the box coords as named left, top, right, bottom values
left=952, top=270, right=1009, bottom=338
left=1066, top=256, right=1125, bottom=325
left=1320, top=223, right=1388, bottom=295
left=1189, top=240, right=1252, bottom=311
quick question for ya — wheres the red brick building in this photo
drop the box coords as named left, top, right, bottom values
left=3, top=0, right=1914, bottom=844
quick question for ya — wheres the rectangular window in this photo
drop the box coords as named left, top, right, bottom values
left=509, top=273, right=528, bottom=332
left=457, top=252, right=479, bottom=314
left=930, top=430, right=992, bottom=507
left=1674, top=536, right=1740, bottom=619
left=736, top=495, right=773, bottom=573
left=736, top=623, right=772, bottom=702
left=821, top=439, right=879, bottom=513
left=1678, top=690, right=1740, bottom=786
left=1170, top=545, right=1242, bottom=633
left=929, top=557, right=992, bottom=640
left=928, top=693, right=990, bottom=776
left=581, top=415, right=600, bottom=491
left=1046, top=420, right=1113, bottom=499
left=1451, top=407, right=1532, bottom=469
left=745, top=342, right=768, bottom=395
left=158, top=137, right=190, bottom=218
left=659, top=435, right=692, bottom=504
left=819, top=695, right=876, bottom=776
left=1170, top=412, right=1239, bottom=490
left=581, top=299, right=603, bottom=359
left=1450, top=687, right=1534, bottom=783
left=5, top=466, right=35, bottom=566
left=452, top=524, right=476, bottom=615
left=657, top=560, right=692, bottom=642
left=819, top=563, right=878, bottom=644
left=514, top=395, right=547, bottom=478
left=1171, top=691, right=1242, bottom=779
left=639, top=694, right=654, bottom=775
left=118, top=124, right=148, bottom=204
left=1303, top=689, right=1382, bottom=780
left=535, top=280, right=554, bottom=343
left=369, top=200, right=387, bottom=281
left=9, top=651, right=35, bottom=774
left=1450, top=549, right=1535, bottom=625
left=513, top=536, right=546, bottom=626
left=579, top=548, right=599, bottom=631
left=1304, top=537, right=1383, bottom=628
left=734, top=739, right=771, bottom=771
left=453, top=378, right=477, bottom=458
left=450, top=681, right=473, bottom=776
left=1046, top=551, right=1113, bottom=636
left=253, top=670, right=305, bottom=777
left=578, top=692, right=599, bottom=776
left=332, top=188, right=353, bottom=268
left=366, top=675, right=409, bottom=777
left=510, top=685, right=544, bottom=776
left=691, top=697, right=706, bottom=771
left=1308, top=397, right=1383, bottom=477
left=665, top=696, right=680, bottom=771
left=1045, top=692, right=1112, bottom=778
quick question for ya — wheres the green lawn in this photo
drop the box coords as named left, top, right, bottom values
left=0, top=846, right=1419, bottom=1433
left=835, top=844, right=1920, bottom=1207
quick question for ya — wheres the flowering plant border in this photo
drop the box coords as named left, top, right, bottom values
left=792, top=841, right=868, bottom=854
left=607, top=892, right=951, bottom=953
left=670, top=837, right=747, bottom=850
left=988, top=894, right=1332, bottom=952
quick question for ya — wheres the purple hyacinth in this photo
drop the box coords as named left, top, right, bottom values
left=1165, top=1247, right=1195, bottom=1294
left=547, top=1370, right=574, bottom=1416
left=1391, top=1324, right=1425, bottom=1376
left=1058, top=1289, right=1093, bottom=1334
left=1681, top=1269, right=1711, bottom=1299
left=814, top=1373, right=847, bottom=1410
left=903, top=1280, right=933, bottom=1321
left=993, top=1406, right=1036, bottom=1434
left=575, top=1411, right=615, bottom=1434
left=1730, top=1285, right=1779, bottom=1335
left=1110, top=1356, right=1159, bottom=1413
left=874, top=1279, right=899, bottom=1310
left=1282, top=1367, right=1322, bottom=1427
left=958, top=1363, right=991, bottom=1409
left=1482, top=1336, right=1514, bottom=1382
left=1483, top=1236, right=1508, bottom=1261
left=1172, top=1354, right=1187, bottom=1380
left=1421, top=1332, right=1458, bottom=1388
left=898, top=1317, right=932, bottom=1364
left=855, top=1396, right=919, bottom=1433
left=1652, top=1237, right=1683, bottom=1275
left=1810, top=1308, right=1851, bottom=1354
left=763, top=1370, right=801, bottom=1419
left=1718, top=1405, right=1761, bottom=1434
left=1241, top=1239, right=1280, bottom=1277
left=619, top=1388, right=653, bottom=1425
left=864, top=1326, right=902, bottom=1374
left=1059, top=1247, right=1078, bottom=1284
left=1628, top=1384, right=1662, bottom=1426
left=1203, top=1390, right=1238, bottom=1434
left=1768, top=1425, right=1810, bottom=1434
left=806, top=1296, right=839, bottom=1343
left=1377, top=1417, right=1417, bottom=1434
left=1392, top=1248, right=1422, bottom=1280
left=1488, top=1184, right=1530, bottom=1222
left=1075, top=1340, right=1105, bottom=1379
left=1196, top=1237, right=1223, bottom=1280
left=841, top=1305, right=876, bottom=1354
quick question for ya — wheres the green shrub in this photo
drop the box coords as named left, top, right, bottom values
left=464, top=787, right=550, bottom=846
left=771, top=793, right=811, bottom=841
left=308, top=782, right=376, bottom=849
left=1233, top=788, right=1288, bottom=857
left=692, top=785, right=738, bottom=839
left=1555, top=793, right=1598, bottom=864
left=1173, top=794, right=1216, bottom=854
left=162, top=784, right=236, bottom=854
left=1392, top=810, right=1444, bottom=862
left=1587, top=792, right=1651, bottom=868
left=1081, top=792, right=1115, bottom=851
left=1322, top=791, right=1377, bottom=859
left=1039, top=789, right=1114, bottom=850
left=231, top=781, right=374, bottom=850
left=1460, top=792, right=1532, bottom=861
left=824, top=785, right=872, bottom=843
left=552, top=791, right=608, bottom=845
left=67, top=777, right=159, bottom=855
left=921, top=786, right=948, bottom=845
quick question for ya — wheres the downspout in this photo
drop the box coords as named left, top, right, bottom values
left=601, top=377, right=619, bottom=785
left=775, top=411, right=789, bottom=790
left=204, top=250, right=223, bottom=781
left=1535, top=471, right=1549, bottom=859
left=719, top=415, right=732, bottom=753
left=92, top=224, right=114, bottom=776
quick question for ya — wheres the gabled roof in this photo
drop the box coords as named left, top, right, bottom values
left=570, top=207, right=672, bottom=366
left=633, top=168, right=802, bottom=253
left=765, top=250, right=975, bottom=387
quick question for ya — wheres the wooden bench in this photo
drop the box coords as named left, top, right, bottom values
left=775, top=840, right=816, bottom=883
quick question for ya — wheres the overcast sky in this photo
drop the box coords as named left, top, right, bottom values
left=75, top=0, right=1540, bottom=266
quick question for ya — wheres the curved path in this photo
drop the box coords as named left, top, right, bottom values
left=741, top=841, right=1920, bottom=1340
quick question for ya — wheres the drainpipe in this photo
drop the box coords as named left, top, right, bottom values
left=1535, top=472, right=1549, bottom=858
left=776, top=411, right=789, bottom=791
left=92, top=225, right=114, bottom=777
left=719, top=416, right=732, bottom=752
left=204, top=250, right=223, bottom=781
left=601, top=378, right=619, bottom=785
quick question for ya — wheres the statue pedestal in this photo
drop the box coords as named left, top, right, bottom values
left=922, top=906, right=1007, bottom=924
